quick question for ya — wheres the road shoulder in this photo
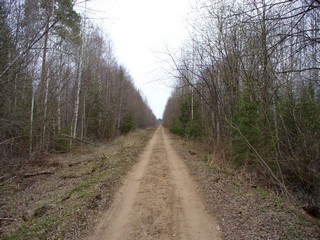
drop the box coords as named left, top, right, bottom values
left=169, top=131, right=320, bottom=239
left=0, top=128, right=155, bottom=240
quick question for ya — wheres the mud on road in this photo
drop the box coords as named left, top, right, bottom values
left=87, top=126, right=221, bottom=240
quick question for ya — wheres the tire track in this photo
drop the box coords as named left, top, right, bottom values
left=86, top=126, right=221, bottom=240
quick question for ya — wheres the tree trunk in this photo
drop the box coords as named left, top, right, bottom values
left=39, top=18, right=49, bottom=147
left=71, top=43, right=84, bottom=144
left=117, top=73, right=124, bottom=136
left=39, top=0, right=54, bottom=149
left=29, top=79, right=35, bottom=159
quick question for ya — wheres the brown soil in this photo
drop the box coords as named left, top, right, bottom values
left=86, top=126, right=221, bottom=240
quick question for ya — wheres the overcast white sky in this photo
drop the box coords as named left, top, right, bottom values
left=79, top=0, right=194, bottom=119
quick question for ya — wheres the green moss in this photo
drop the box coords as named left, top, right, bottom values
left=254, top=187, right=270, bottom=197
left=202, top=155, right=209, bottom=162
left=3, top=214, right=60, bottom=240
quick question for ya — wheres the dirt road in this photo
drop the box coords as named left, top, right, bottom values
left=87, top=126, right=221, bottom=240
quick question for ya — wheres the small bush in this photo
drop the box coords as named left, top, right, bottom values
left=53, top=137, right=70, bottom=153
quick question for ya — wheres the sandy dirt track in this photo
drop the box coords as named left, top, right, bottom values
left=86, top=126, right=221, bottom=240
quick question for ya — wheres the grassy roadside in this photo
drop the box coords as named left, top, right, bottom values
left=168, top=131, right=320, bottom=240
left=0, top=128, right=155, bottom=240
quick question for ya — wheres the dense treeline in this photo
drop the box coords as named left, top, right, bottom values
left=0, top=0, right=156, bottom=158
left=163, top=0, right=320, bottom=206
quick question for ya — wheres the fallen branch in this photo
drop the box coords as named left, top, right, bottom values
left=0, top=175, right=16, bottom=185
left=0, top=218, right=16, bottom=222
left=61, top=134, right=99, bottom=146
left=286, top=203, right=320, bottom=226
left=0, top=135, right=27, bottom=145
left=23, top=171, right=54, bottom=178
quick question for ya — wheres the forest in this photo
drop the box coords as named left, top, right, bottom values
left=163, top=0, right=320, bottom=207
left=0, top=0, right=157, bottom=159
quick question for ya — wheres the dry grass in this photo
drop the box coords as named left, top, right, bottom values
left=169, top=132, right=320, bottom=240
left=0, top=128, right=155, bottom=240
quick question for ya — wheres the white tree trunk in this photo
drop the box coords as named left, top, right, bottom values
left=117, top=77, right=124, bottom=136
left=29, top=80, right=35, bottom=159
left=72, top=44, right=84, bottom=141
left=57, top=42, right=64, bottom=134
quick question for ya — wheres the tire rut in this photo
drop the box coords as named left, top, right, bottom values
left=86, top=126, right=221, bottom=240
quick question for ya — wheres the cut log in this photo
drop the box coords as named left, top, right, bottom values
left=23, top=171, right=54, bottom=178
left=0, top=218, right=16, bottom=222
left=61, top=134, right=99, bottom=146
